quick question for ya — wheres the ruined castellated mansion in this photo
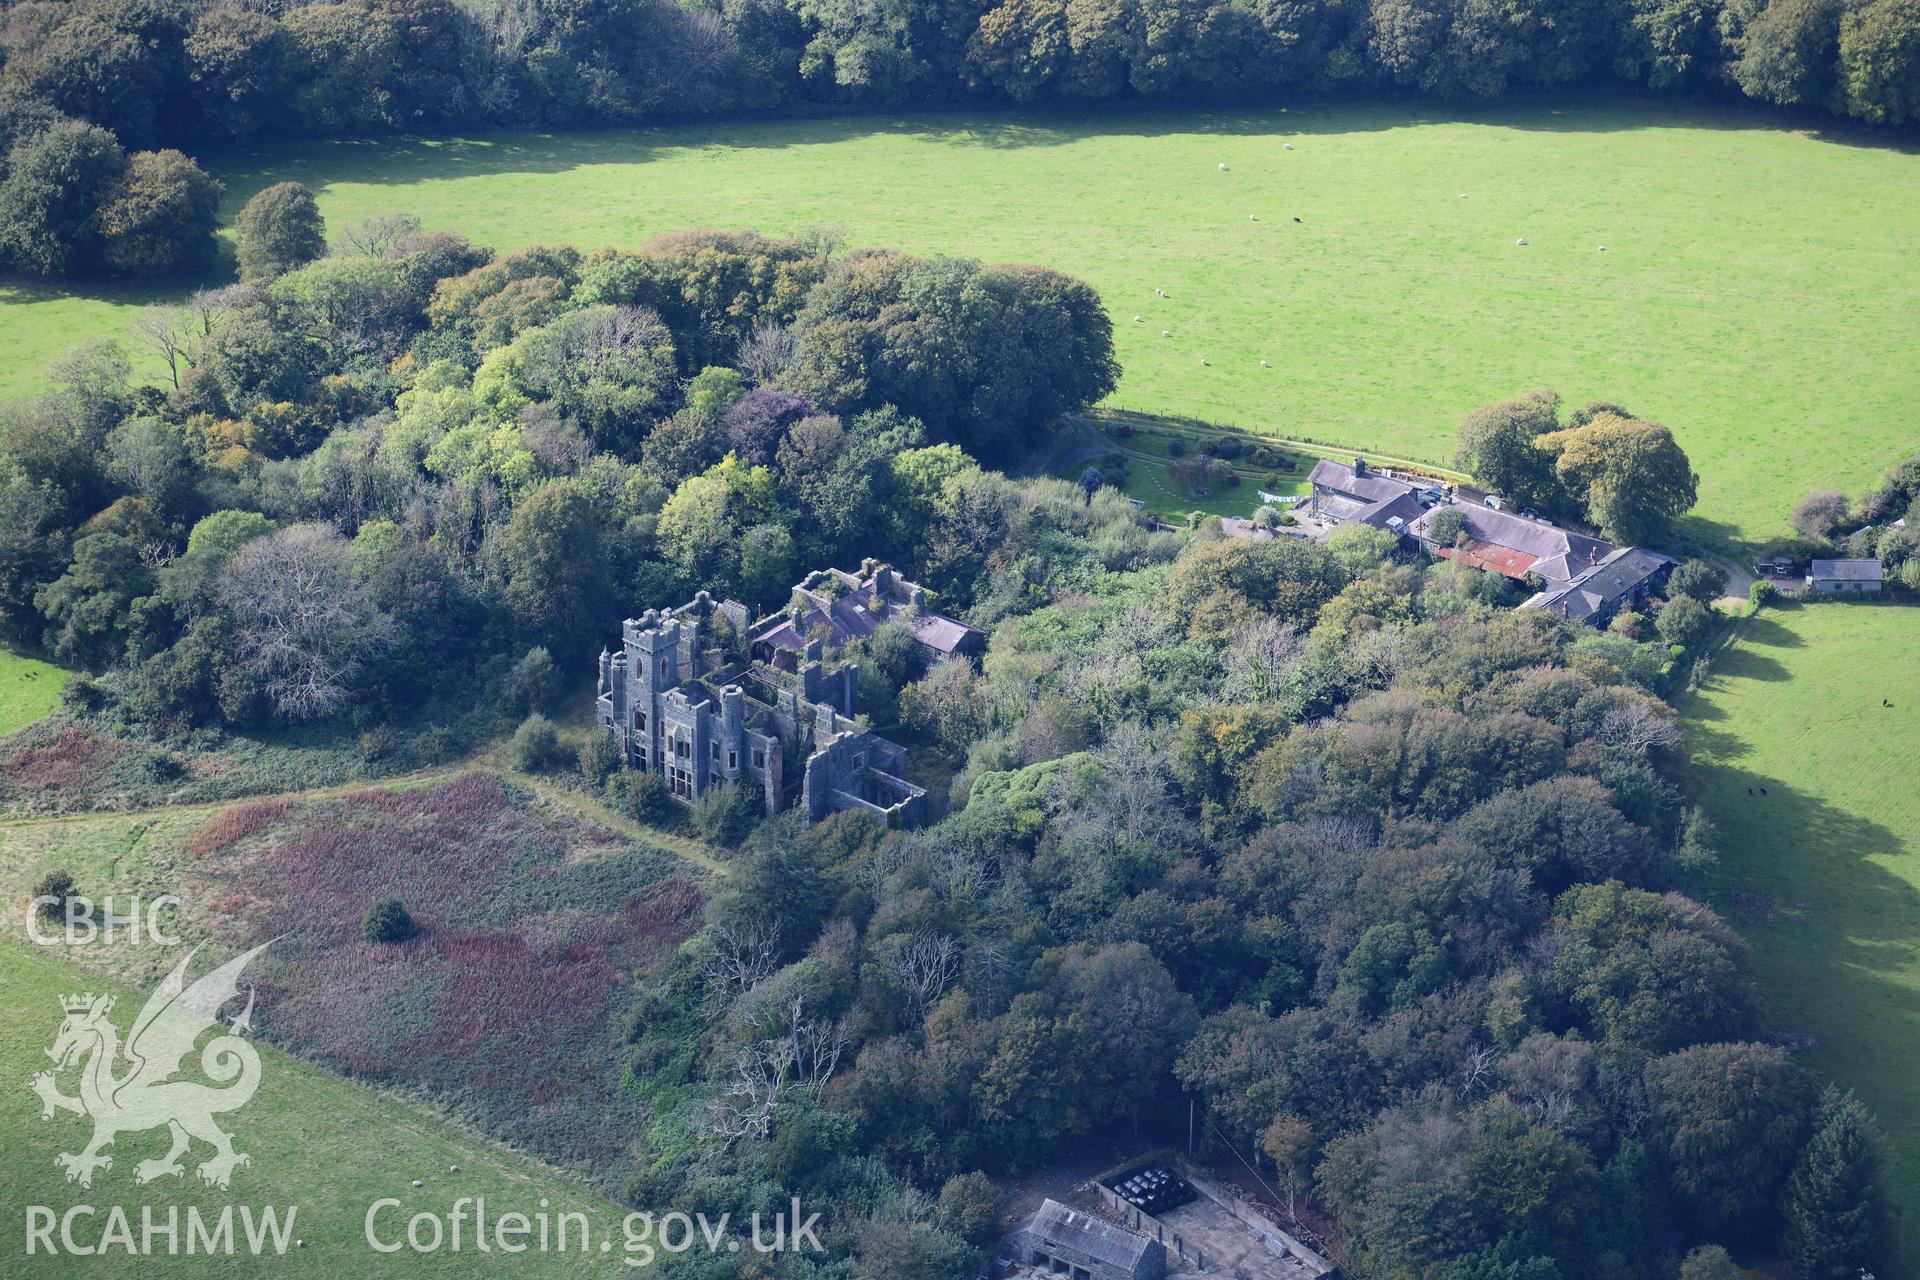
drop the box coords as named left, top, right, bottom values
left=595, top=562, right=980, bottom=826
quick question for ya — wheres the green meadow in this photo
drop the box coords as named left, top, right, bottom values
left=0, top=650, right=63, bottom=736
left=1686, top=601, right=1920, bottom=1270
left=4, top=99, right=1919, bottom=546
left=0, top=940, right=633, bottom=1277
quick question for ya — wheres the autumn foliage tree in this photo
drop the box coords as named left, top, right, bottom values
left=1538, top=411, right=1699, bottom=543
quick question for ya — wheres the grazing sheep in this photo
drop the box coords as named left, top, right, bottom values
left=1460, top=193, right=1468, bottom=199
left=1283, top=143, right=1294, bottom=150
left=1219, top=163, right=1230, bottom=171
left=1133, top=315, right=1142, bottom=322
left=1598, top=245, right=1607, bottom=252
left=1515, top=238, right=1528, bottom=245
left=1260, top=360, right=1270, bottom=367
left=1249, top=214, right=1260, bottom=221
left=1161, top=330, right=1172, bottom=338
left=1292, top=216, right=1302, bottom=224
left=1156, top=288, right=1167, bottom=297
left=1200, top=358, right=1209, bottom=365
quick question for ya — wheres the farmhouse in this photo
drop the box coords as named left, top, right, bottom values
left=1304, top=459, right=1679, bottom=627
left=1807, top=558, right=1884, bottom=595
left=749, top=559, right=983, bottom=667
left=1407, top=501, right=1616, bottom=586
left=1004, top=1200, right=1166, bottom=1280
left=595, top=581, right=930, bottom=826
left=1306, top=458, right=1430, bottom=532
left=1522, top=545, right=1677, bottom=625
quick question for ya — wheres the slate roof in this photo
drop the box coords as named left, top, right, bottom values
left=1808, top=558, right=1883, bottom=582
left=1368, top=491, right=1428, bottom=531
left=1309, top=461, right=1429, bottom=531
left=1522, top=546, right=1676, bottom=622
left=750, top=568, right=983, bottom=658
left=1309, top=459, right=1416, bottom=505
left=1010, top=1200, right=1156, bottom=1272
left=1410, top=503, right=1615, bottom=584
left=908, top=612, right=978, bottom=655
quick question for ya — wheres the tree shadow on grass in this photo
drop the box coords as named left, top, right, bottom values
left=1696, top=632, right=1796, bottom=690
left=1736, top=611, right=1809, bottom=650
left=1693, top=755, right=1920, bottom=1274
left=195, top=93, right=1920, bottom=207
left=1675, top=511, right=1755, bottom=562
left=0, top=271, right=210, bottom=312
left=1685, top=599, right=1920, bottom=1273
left=0, top=234, right=241, bottom=310
left=19, top=96, right=1909, bottom=318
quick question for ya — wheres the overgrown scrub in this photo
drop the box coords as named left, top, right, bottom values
left=174, top=772, right=706, bottom=1185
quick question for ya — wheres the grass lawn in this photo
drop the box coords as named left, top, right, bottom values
left=0, top=939, right=635, bottom=1277
left=1055, top=416, right=1314, bottom=520
left=4, top=98, right=1918, bottom=547
left=1685, top=600, right=1920, bottom=1272
left=0, top=650, right=63, bottom=736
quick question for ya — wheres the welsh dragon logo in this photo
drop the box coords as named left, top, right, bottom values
left=28, top=943, right=271, bottom=1190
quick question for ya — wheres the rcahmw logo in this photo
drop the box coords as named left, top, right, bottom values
left=30, top=943, right=270, bottom=1189
left=26, top=1204, right=297, bottom=1258
left=27, top=894, right=181, bottom=947
left=22, top=943, right=294, bottom=1258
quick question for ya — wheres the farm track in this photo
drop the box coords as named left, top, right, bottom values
left=481, top=755, right=732, bottom=877
left=0, top=763, right=475, bottom=830
left=0, top=754, right=730, bottom=877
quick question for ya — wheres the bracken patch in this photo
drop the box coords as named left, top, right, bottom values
left=185, top=771, right=706, bottom=1185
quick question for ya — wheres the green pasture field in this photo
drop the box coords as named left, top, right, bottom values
left=1685, top=601, right=1920, bottom=1271
left=4, top=98, right=1917, bottom=547
left=0, top=940, right=633, bottom=1277
left=0, top=649, right=63, bottom=736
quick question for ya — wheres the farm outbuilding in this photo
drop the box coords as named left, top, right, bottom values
left=1004, top=1200, right=1166, bottom=1280
left=1807, top=559, right=1884, bottom=594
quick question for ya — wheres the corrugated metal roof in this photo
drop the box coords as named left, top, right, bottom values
left=1411, top=503, right=1615, bottom=585
left=1440, top=540, right=1539, bottom=580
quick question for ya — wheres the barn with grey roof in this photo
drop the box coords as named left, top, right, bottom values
left=1806, top=558, right=1883, bottom=594
left=1004, top=1200, right=1166, bottom=1280
left=1522, top=545, right=1676, bottom=625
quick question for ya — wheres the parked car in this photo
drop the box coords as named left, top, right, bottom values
left=1483, top=494, right=1505, bottom=511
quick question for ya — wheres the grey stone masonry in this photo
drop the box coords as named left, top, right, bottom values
left=596, top=579, right=929, bottom=825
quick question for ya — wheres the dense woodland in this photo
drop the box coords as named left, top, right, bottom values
left=0, top=203, right=1890, bottom=1278
left=3, top=0, right=1920, bottom=280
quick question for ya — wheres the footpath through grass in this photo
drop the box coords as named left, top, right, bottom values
left=1685, top=601, right=1920, bottom=1272
left=4, top=99, right=1918, bottom=547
